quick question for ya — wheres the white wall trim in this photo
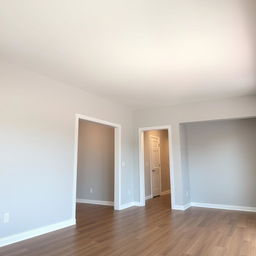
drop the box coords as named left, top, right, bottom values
left=172, top=205, right=185, bottom=210
left=138, top=125, right=176, bottom=210
left=133, top=201, right=144, bottom=206
left=171, top=202, right=256, bottom=212
left=77, top=199, right=114, bottom=206
left=145, top=195, right=153, bottom=200
left=172, top=204, right=191, bottom=211
left=145, top=191, right=169, bottom=200
left=183, top=202, right=192, bottom=210
left=160, top=190, right=170, bottom=195
left=117, top=202, right=135, bottom=210
left=118, top=200, right=192, bottom=211
left=0, top=219, right=76, bottom=248
left=116, top=201, right=143, bottom=210
left=73, top=114, right=122, bottom=219
left=191, top=202, right=256, bottom=212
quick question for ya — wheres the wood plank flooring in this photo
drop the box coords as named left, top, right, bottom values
left=1, top=195, right=256, bottom=256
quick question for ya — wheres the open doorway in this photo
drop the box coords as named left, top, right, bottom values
left=77, top=119, right=115, bottom=207
left=144, top=130, right=170, bottom=199
left=72, top=114, right=121, bottom=220
left=139, top=126, right=175, bottom=209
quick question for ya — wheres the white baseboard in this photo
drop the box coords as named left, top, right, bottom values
left=117, top=201, right=143, bottom=210
left=191, top=202, right=256, bottom=212
left=76, top=199, right=143, bottom=210
left=172, top=204, right=191, bottom=211
left=145, top=195, right=153, bottom=200
left=0, top=219, right=76, bottom=248
left=76, top=199, right=114, bottom=206
left=133, top=201, right=144, bottom=207
left=183, top=203, right=192, bottom=210
left=160, top=190, right=170, bottom=196
left=117, top=202, right=136, bottom=210
left=172, top=205, right=184, bottom=210
left=145, top=190, right=170, bottom=200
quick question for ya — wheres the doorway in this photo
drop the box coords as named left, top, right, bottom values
left=72, top=114, right=122, bottom=220
left=139, top=126, right=175, bottom=209
left=149, top=135, right=161, bottom=197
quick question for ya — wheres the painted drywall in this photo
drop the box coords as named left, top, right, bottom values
left=183, top=118, right=256, bottom=207
left=134, top=96, right=256, bottom=206
left=0, top=61, right=134, bottom=238
left=179, top=125, right=191, bottom=204
left=77, top=120, right=114, bottom=202
left=0, top=60, right=256, bottom=240
left=144, top=130, right=170, bottom=197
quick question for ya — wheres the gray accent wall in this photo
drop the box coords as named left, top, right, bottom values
left=183, top=118, right=256, bottom=207
left=144, top=130, right=170, bottom=197
left=77, top=120, right=114, bottom=202
left=134, top=96, right=256, bottom=205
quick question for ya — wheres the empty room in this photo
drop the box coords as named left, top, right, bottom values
left=0, top=0, right=256, bottom=256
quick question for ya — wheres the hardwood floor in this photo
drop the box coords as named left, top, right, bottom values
left=1, top=195, right=256, bottom=256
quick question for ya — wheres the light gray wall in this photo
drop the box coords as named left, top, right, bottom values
left=0, top=61, right=134, bottom=238
left=179, top=124, right=191, bottom=204
left=1, top=60, right=256, bottom=240
left=134, top=96, right=256, bottom=205
left=183, top=118, right=256, bottom=207
left=77, top=120, right=114, bottom=202
left=144, top=130, right=170, bottom=197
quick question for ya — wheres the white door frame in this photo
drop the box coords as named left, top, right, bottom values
left=149, top=135, right=162, bottom=197
left=139, top=126, right=175, bottom=209
left=72, top=114, right=122, bottom=220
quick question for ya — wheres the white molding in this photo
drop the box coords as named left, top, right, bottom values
left=77, top=199, right=114, bottom=206
left=172, top=203, right=191, bottom=211
left=191, top=202, right=256, bottom=212
left=139, top=125, right=173, bottom=131
left=145, top=191, right=170, bottom=200
left=183, top=202, right=191, bottom=210
left=114, top=124, right=122, bottom=210
left=73, top=114, right=122, bottom=217
left=172, top=205, right=184, bottom=210
left=160, top=190, right=170, bottom=196
left=75, top=114, right=121, bottom=128
left=172, top=205, right=186, bottom=210
left=133, top=201, right=144, bottom=206
left=139, top=130, right=146, bottom=207
left=117, top=202, right=135, bottom=210
left=171, top=202, right=256, bottom=212
left=0, top=219, right=76, bottom=248
left=145, top=195, right=153, bottom=200
left=116, top=201, right=143, bottom=210
left=138, top=125, right=176, bottom=210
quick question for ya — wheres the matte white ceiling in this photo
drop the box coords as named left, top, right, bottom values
left=1, top=0, right=256, bottom=109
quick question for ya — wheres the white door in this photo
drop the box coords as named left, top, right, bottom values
left=150, top=136, right=161, bottom=197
